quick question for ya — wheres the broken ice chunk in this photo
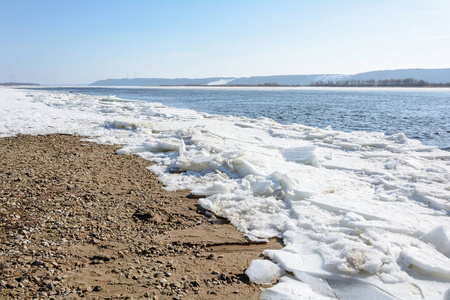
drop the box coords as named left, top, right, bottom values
left=245, top=259, right=285, bottom=285
left=282, top=146, right=320, bottom=167
left=261, top=275, right=332, bottom=299
left=419, top=225, right=450, bottom=257
left=401, top=247, right=450, bottom=279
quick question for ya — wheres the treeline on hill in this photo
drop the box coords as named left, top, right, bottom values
left=310, top=78, right=450, bottom=87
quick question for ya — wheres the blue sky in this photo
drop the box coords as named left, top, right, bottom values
left=1, top=0, right=449, bottom=84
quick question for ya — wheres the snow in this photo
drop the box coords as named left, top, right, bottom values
left=1, top=87, right=450, bottom=299
left=206, top=78, right=235, bottom=85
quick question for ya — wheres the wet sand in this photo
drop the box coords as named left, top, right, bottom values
left=0, top=134, right=281, bottom=299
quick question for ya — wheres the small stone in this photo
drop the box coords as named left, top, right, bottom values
left=6, top=279, right=19, bottom=288
left=159, top=278, right=168, bottom=286
left=21, top=279, right=30, bottom=286
left=33, top=259, right=45, bottom=266
left=63, top=200, right=77, bottom=206
left=132, top=209, right=154, bottom=220
left=91, top=253, right=112, bottom=262
left=171, top=282, right=182, bottom=288
left=190, top=280, right=200, bottom=287
left=93, top=285, right=102, bottom=292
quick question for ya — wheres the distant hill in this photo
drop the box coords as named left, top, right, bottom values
left=89, top=77, right=235, bottom=86
left=347, top=68, right=450, bottom=83
left=89, top=68, right=450, bottom=86
left=225, top=74, right=347, bottom=86
left=0, top=82, right=40, bottom=86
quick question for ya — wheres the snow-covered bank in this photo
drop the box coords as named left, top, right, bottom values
left=1, top=87, right=450, bottom=299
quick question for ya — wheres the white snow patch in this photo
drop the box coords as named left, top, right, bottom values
left=207, top=78, right=235, bottom=85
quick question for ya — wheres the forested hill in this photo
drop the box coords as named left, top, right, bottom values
left=89, top=68, right=450, bottom=86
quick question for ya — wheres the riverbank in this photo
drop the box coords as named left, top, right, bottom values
left=0, top=134, right=281, bottom=299
left=2, top=87, right=450, bottom=299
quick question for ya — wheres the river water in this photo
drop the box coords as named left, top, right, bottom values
left=34, top=86, right=450, bottom=150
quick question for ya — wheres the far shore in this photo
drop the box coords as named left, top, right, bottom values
left=16, top=85, right=450, bottom=91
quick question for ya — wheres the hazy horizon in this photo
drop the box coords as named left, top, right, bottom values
left=6, top=67, right=450, bottom=87
left=2, top=0, right=450, bottom=85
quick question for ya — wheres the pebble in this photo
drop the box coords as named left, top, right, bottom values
left=93, top=285, right=102, bottom=292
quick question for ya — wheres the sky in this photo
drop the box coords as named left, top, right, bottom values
left=1, top=0, right=450, bottom=85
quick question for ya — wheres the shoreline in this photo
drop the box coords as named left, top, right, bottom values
left=0, top=134, right=281, bottom=299
left=1, top=87, right=449, bottom=298
left=21, top=85, right=450, bottom=90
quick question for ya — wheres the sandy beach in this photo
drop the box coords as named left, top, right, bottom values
left=0, top=134, right=281, bottom=299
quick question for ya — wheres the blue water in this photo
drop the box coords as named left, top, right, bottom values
left=34, top=87, right=450, bottom=150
